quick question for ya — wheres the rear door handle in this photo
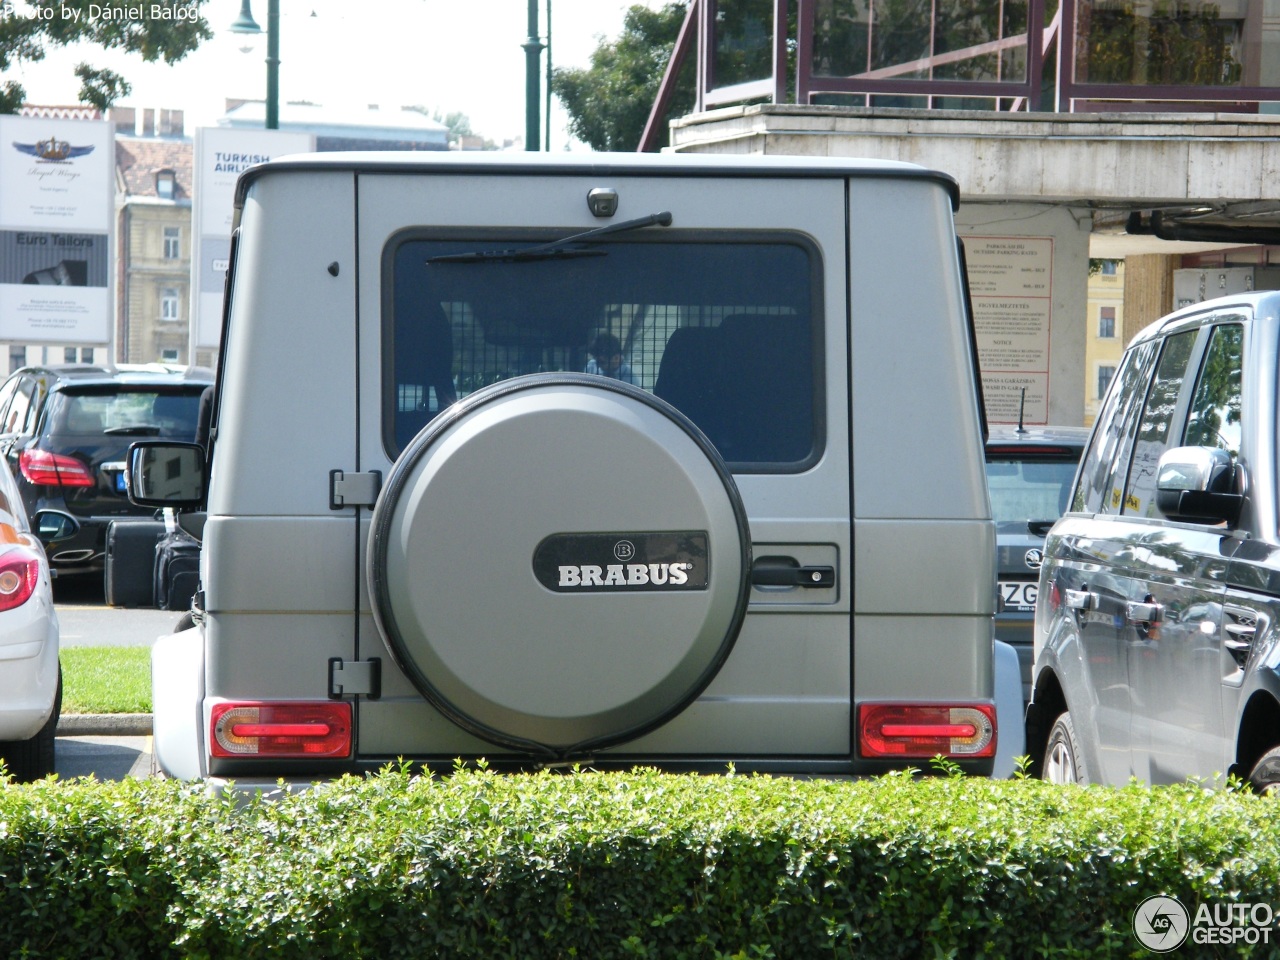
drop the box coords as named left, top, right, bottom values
left=1064, top=588, right=1095, bottom=611
left=1126, top=600, right=1164, bottom=625
left=751, top=557, right=835, bottom=588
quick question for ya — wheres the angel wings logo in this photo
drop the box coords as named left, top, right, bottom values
left=12, top=137, right=95, bottom=163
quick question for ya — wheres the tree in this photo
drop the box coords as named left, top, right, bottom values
left=552, top=2, right=693, bottom=152
left=0, top=0, right=212, bottom=114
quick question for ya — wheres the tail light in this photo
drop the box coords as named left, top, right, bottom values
left=0, top=546, right=42, bottom=612
left=211, top=702, right=352, bottom=759
left=19, top=449, right=95, bottom=488
left=858, top=703, right=997, bottom=759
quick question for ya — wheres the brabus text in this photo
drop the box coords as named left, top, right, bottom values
left=558, top=563, right=692, bottom=587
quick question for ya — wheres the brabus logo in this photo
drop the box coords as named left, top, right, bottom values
left=558, top=562, right=692, bottom=588
left=532, top=532, right=709, bottom=593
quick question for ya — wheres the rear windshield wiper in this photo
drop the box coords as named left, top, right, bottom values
left=426, top=211, right=673, bottom=264
left=103, top=425, right=161, bottom=436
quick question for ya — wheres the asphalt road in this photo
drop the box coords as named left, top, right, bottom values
left=56, top=734, right=154, bottom=781
left=52, top=575, right=166, bottom=780
left=53, top=574, right=185, bottom=647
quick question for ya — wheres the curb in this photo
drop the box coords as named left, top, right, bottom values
left=57, top=714, right=153, bottom=737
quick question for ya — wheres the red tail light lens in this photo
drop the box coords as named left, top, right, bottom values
left=18, top=449, right=95, bottom=487
left=0, top=546, right=41, bottom=612
left=211, top=702, right=353, bottom=758
left=858, top=703, right=997, bottom=759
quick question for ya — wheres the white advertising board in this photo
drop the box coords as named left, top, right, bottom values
left=192, top=127, right=313, bottom=349
left=963, top=235, right=1054, bottom=426
left=0, top=115, right=113, bottom=344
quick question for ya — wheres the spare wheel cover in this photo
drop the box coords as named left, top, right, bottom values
left=368, top=374, right=751, bottom=758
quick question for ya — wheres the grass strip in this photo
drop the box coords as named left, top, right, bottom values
left=61, top=646, right=151, bottom=714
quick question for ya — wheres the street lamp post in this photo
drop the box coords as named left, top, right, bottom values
left=229, top=0, right=280, bottom=130
left=523, top=0, right=545, bottom=150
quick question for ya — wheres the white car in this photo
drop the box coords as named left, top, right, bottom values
left=0, top=457, right=62, bottom=782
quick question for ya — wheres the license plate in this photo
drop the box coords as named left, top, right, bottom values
left=114, top=471, right=127, bottom=494
left=1000, top=580, right=1038, bottom=612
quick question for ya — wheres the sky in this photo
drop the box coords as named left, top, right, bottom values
left=8, top=0, right=666, bottom=149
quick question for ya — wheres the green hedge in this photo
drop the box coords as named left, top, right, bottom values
left=1, top=766, right=1277, bottom=959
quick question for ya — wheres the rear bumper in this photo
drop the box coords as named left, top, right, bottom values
left=0, top=601, right=59, bottom=740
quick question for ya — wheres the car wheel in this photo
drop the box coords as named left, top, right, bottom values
left=1042, top=711, right=1087, bottom=785
left=368, top=374, right=752, bottom=760
left=1247, top=747, right=1280, bottom=794
left=0, top=667, right=60, bottom=782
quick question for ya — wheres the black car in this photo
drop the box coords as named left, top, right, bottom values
left=0, top=364, right=212, bottom=579
left=985, top=425, right=1089, bottom=704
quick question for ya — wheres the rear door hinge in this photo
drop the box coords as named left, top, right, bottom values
left=329, top=469, right=382, bottom=509
left=329, top=658, right=381, bottom=700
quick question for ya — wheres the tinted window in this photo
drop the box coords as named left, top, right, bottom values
left=50, top=389, right=204, bottom=439
left=386, top=236, right=819, bottom=468
left=1184, top=322, right=1244, bottom=457
left=1124, top=330, right=1198, bottom=517
left=1073, top=339, right=1158, bottom=513
left=986, top=456, right=1079, bottom=528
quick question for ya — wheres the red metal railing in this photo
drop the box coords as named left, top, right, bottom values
left=641, top=0, right=1280, bottom=152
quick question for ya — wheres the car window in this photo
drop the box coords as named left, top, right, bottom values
left=1123, top=329, right=1199, bottom=518
left=1073, top=339, right=1158, bottom=513
left=0, top=377, right=19, bottom=432
left=51, top=389, right=204, bottom=438
left=986, top=455, right=1079, bottom=528
left=6, top=380, right=34, bottom=436
left=385, top=235, right=820, bottom=470
left=1184, top=322, right=1244, bottom=458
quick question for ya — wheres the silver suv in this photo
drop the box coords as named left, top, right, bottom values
left=128, top=153, right=1022, bottom=787
left=1029, top=291, right=1280, bottom=791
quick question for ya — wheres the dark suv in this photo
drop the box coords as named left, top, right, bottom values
left=1030, top=291, right=1280, bottom=792
left=0, top=365, right=212, bottom=579
left=985, top=425, right=1089, bottom=704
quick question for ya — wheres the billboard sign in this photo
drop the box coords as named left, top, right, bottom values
left=0, top=115, right=113, bottom=344
left=192, top=127, right=313, bottom=349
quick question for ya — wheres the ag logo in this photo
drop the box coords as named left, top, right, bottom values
left=1132, top=895, right=1190, bottom=952
left=1024, top=548, right=1044, bottom=571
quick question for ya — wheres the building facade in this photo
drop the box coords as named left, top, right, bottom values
left=115, top=108, right=194, bottom=366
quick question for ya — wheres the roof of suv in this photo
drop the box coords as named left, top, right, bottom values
left=16, top=364, right=213, bottom=391
left=985, top=424, right=1091, bottom=450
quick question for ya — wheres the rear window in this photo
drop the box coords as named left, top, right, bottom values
left=50, top=388, right=205, bottom=439
left=384, top=234, right=822, bottom=470
left=985, top=451, right=1081, bottom=527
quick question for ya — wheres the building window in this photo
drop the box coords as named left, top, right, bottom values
left=64, top=347, right=77, bottom=363
left=163, top=226, right=180, bottom=260
left=9, top=348, right=26, bottom=374
left=1097, top=364, right=1116, bottom=400
left=81, top=348, right=94, bottom=364
left=156, top=170, right=176, bottom=199
left=1098, top=306, right=1116, bottom=339
left=161, top=349, right=180, bottom=363
left=161, top=287, right=181, bottom=322
left=1099, top=260, right=1118, bottom=276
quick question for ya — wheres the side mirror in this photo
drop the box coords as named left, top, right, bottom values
left=1155, top=446, right=1243, bottom=525
left=33, top=509, right=79, bottom=545
left=127, top=441, right=205, bottom=509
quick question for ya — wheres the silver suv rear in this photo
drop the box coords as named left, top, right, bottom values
left=130, top=153, right=1020, bottom=786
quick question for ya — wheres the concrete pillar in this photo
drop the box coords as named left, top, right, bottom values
left=1122, top=254, right=1176, bottom=344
